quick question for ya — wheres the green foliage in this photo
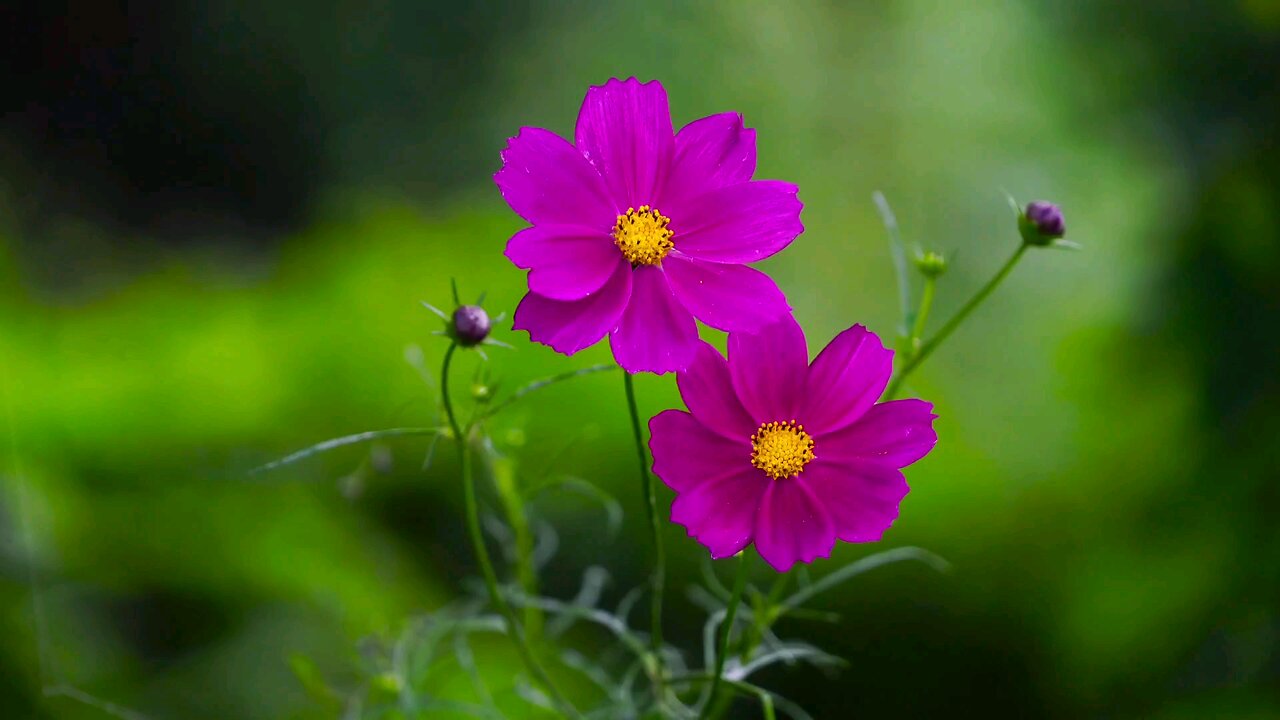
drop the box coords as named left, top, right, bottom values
left=3, top=0, right=1278, bottom=718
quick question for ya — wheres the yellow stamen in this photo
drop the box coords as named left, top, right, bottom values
left=750, top=420, right=815, bottom=480
left=613, top=205, right=674, bottom=266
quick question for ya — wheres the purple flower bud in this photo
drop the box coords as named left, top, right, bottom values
left=1020, top=201, right=1065, bottom=245
left=451, top=305, right=491, bottom=346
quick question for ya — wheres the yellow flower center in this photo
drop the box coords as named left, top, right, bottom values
left=750, top=420, right=816, bottom=480
left=613, top=205, right=674, bottom=266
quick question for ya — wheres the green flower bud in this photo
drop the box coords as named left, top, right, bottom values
left=914, top=250, right=948, bottom=278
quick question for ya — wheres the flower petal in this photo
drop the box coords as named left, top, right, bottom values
left=801, top=324, right=894, bottom=434
left=727, top=314, right=808, bottom=421
left=670, top=467, right=771, bottom=560
left=574, top=78, right=674, bottom=210
left=650, top=409, right=751, bottom=493
left=512, top=260, right=632, bottom=355
left=609, top=266, right=698, bottom=375
left=664, top=255, right=791, bottom=333
left=676, top=342, right=757, bottom=440
left=815, top=400, right=938, bottom=468
left=754, top=477, right=835, bottom=572
left=802, top=460, right=909, bottom=543
left=495, top=127, right=616, bottom=227
left=660, top=112, right=756, bottom=205
left=667, top=181, right=803, bottom=264
left=505, top=224, right=625, bottom=301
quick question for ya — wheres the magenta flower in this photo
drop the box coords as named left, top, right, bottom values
left=495, top=78, right=802, bottom=375
left=648, top=316, right=938, bottom=572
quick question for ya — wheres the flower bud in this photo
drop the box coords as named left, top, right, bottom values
left=451, top=305, right=491, bottom=346
left=914, top=250, right=947, bottom=279
left=1019, top=201, right=1066, bottom=246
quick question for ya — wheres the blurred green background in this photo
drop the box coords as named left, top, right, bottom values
left=3, top=0, right=1279, bottom=717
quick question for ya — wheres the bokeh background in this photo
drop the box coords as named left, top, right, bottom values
left=3, top=1, right=1279, bottom=717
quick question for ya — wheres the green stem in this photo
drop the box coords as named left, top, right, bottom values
left=885, top=243, right=1028, bottom=399
left=476, top=363, right=615, bottom=422
left=742, top=572, right=791, bottom=661
left=702, top=553, right=747, bottom=719
left=909, top=276, right=937, bottom=352
left=442, top=343, right=579, bottom=719
left=670, top=674, right=777, bottom=720
left=491, top=455, right=541, bottom=639
left=761, top=693, right=777, bottom=720
left=622, top=372, right=666, bottom=668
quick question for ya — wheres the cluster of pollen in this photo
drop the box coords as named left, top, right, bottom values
left=750, top=420, right=816, bottom=480
left=613, top=205, right=674, bottom=266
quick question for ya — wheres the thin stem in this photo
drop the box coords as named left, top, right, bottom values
left=909, top=276, right=937, bottom=352
left=476, top=363, right=615, bottom=421
left=885, top=243, right=1028, bottom=399
left=670, top=675, right=780, bottom=720
left=622, top=372, right=666, bottom=665
left=491, top=455, right=541, bottom=639
left=761, top=693, right=777, bottom=720
left=777, top=546, right=949, bottom=615
left=742, top=572, right=791, bottom=660
left=250, top=427, right=442, bottom=475
left=702, top=553, right=748, bottom=719
left=442, top=343, right=580, bottom=719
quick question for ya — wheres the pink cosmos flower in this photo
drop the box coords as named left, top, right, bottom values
left=648, top=315, right=938, bottom=572
left=495, top=78, right=803, bottom=375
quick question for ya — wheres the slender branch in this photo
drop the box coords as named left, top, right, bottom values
left=702, top=553, right=748, bottom=719
left=490, top=454, right=541, bottom=639
left=477, top=363, right=616, bottom=422
left=622, top=372, right=666, bottom=670
left=741, top=572, right=791, bottom=661
left=886, top=243, right=1028, bottom=399
left=909, top=276, right=937, bottom=352
left=778, top=546, right=950, bottom=614
left=672, top=675, right=793, bottom=720
left=442, top=343, right=580, bottom=719
left=43, top=685, right=151, bottom=720
left=249, top=427, right=442, bottom=474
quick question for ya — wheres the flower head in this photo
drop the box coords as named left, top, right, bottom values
left=648, top=315, right=938, bottom=572
left=452, top=305, right=491, bottom=346
left=422, top=284, right=511, bottom=357
left=1020, top=200, right=1066, bottom=245
left=914, top=250, right=948, bottom=279
left=495, top=78, right=803, bottom=375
